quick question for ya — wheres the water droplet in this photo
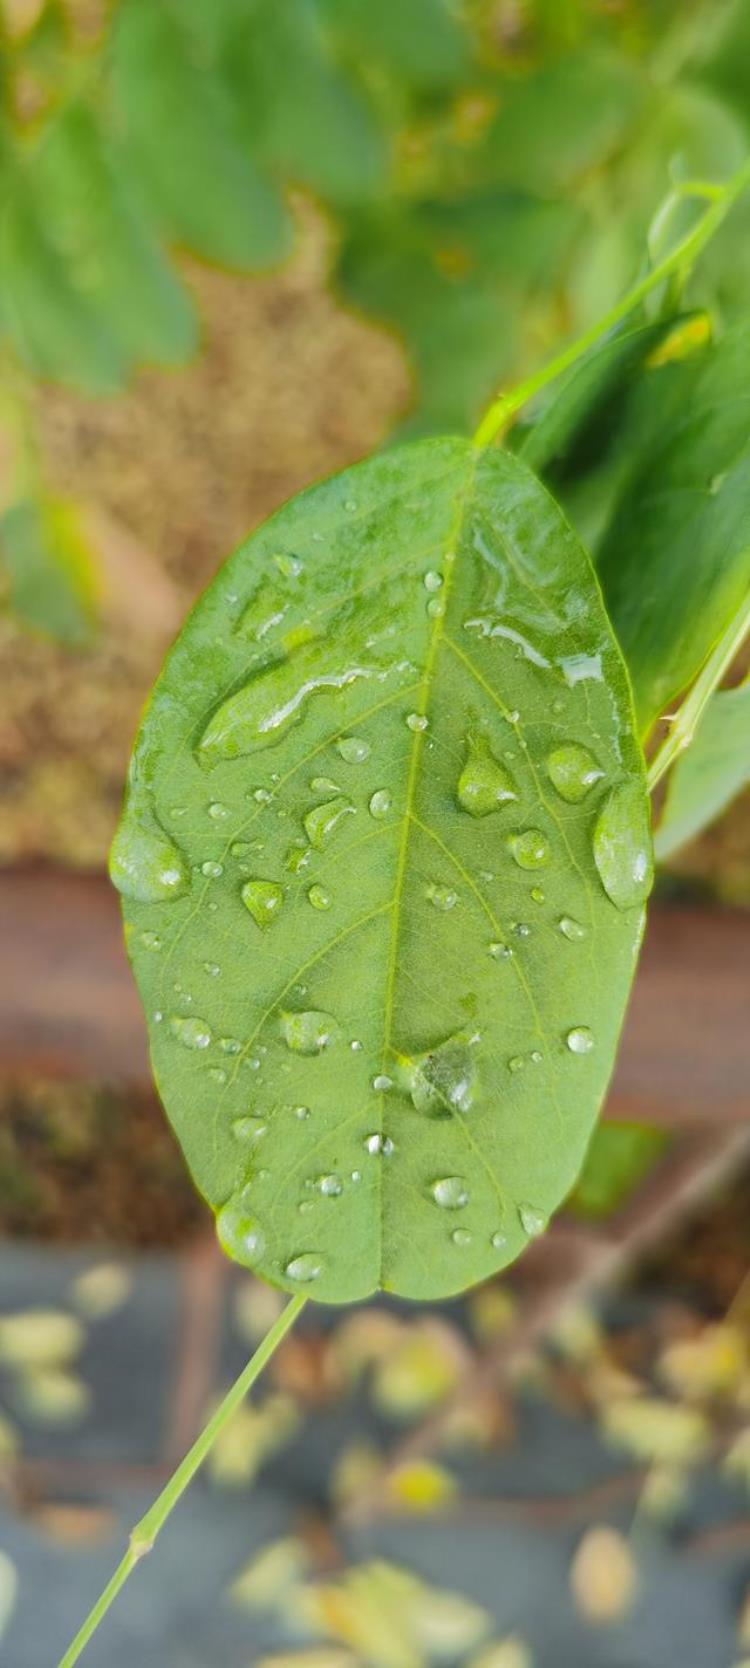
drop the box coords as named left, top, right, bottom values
left=344, top=499, right=358, bottom=513
left=293, top=1104, right=311, bottom=1120
left=431, top=1176, right=469, bottom=1209
left=337, top=735, right=370, bottom=764
left=593, top=781, right=653, bottom=911
left=231, top=840, right=258, bottom=859
left=559, top=915, right=587, bottom=941
left=451, top=1228, right=472, bottom=1247
left=489, top=940, right=512, bottom=960
left=507, top=829, right=549, bottom=869
left=566, top=1025, right=594, bottom=1054
left=424, top=570, right=443, bottom=592
left=369, top=789, right=392, bottom=819
left=426, top=596, right=445, bottom=618
left=530, top=887, right=545, bottom=905
left=139, top=930, right=162, bottom=950
left=310, top=775, right=341, bottom=794
left=208, top=801, right=229, bottom=820
left=512, top=921, right=530, bottom=938
left=274, top=551, right=303, bottom=580
left=232, top=1116, right=267, bottom=1144
left=314, top=1173, right=342, bottom=1197
left=216, top=1195, right=265, bottom=1267
left=286, top=842, right=311, bottom=874
left=308, top=883, right=332, bottom=911
left=406, top=712, right=428, bottom=732
left=198, top=657, right=378, bottom=762
left=372, top=1073, right=392, bottom=1092
left=547, top=743, right=604, bottom=803
left=110, top=814, right=189, bottom=903
left=508, top=1055, right=525, bottom=1074
left=491, top=1230, right=507, bottom=1250
left=219, top=1036, right=242, bottom=1055
left=241, top=878, right=284, bottom=929
left=281, top=1010, right=337, bottom=1055
left=208, top=1066, right=227, bottom=1084
left=304, top=798, right=354, bottom=849
left=169, top=1015, right=212, bottom=1050
left=351, top=1169, right=361, bottom=1183
left=409, top=1037, right=476, bottom=1117
left=457, top=733, right=517, bottom=817
left=201, top=860, right=224, bottom=879
left=253, top=786, right=273, bottom=804
left=559, top=651, right=603, bottom=687
left=203, top=961, right=221, bottom=977
left=285, top=1252, right=323, bottom=1283
left=425, top=879, right=457, bottom=913
left=363, top=1132, right=394, bottom=1156
left=519, top=1203, right=547, bottom=1238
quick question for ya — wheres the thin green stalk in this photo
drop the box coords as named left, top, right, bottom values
left=473, top=156, right=750, bottom=449
left=647, top=588, right=750, bottom=793
left=57, top=1292, right=307, bottom=1668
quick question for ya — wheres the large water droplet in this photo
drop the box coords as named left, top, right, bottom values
left=547, top=743, right=604, bottom=803
left=519, top=1203, right=547, bottom=1238
left=198, top=655, right=377, bottom=762
left=559, top=915, right=587, bottom=942
left=507, top=829, right=549, bottom=870
left=110, top=814, right=189, bottom=903
left=431, top=1176, right=469, bottom=1209
left=281, top=1010, right=337, bottom=1054
left=216, top=1195, right=266, bottom=1267
left=304, top=797, right=354, bottom=849
left=169, top=1015, right=212, bottom=1050
left=285, top=1252, right=323, bottom=1283
left=241, top=878, right=284, bottom=929
left=369, top=789, right=392, bottom=819
left=457, top=733, right=517, bottom=818
left=592, top=781, right=653, bottom=911
left=337, top=735, right=370, bottom=764
left=566, top=1025, right=594, bottom=1054
left=409, top=1037, right=476, bottom=1117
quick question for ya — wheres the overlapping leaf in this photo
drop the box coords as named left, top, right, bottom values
left=111, top=438, right=651, bottom=1302
left=656, top=674, right=750, bottom=859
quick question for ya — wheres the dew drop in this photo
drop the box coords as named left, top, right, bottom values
left=208, top=801, right=229, bottom=820
left=406, top=712, right=428, bottom=732
left=431, top=1176, right=469, bottom=1209
left=308, top=883, right=332, bottom=911
left=426, top=596, right=445, bottom=618
left=310, top=775, right=341, bottom=794
left=409, top=1038, right=476, bottom=1117
left=369, top=789, right=392, bottom=819
left=566, top=1025, right=594, bottom=1054
left=559, top=915, right=587, bottom=941
left=304, top=797, right=354, bottom=849
left=169, top=1015, right=212, bottom=1050
left=457, top=734, right=517, bottom=818
left=232, top=1116, right=267, bottom=1144
left=285, top=1252, right=323, bottom=1283
left=203, top=961, right=221, bottom=977
left=208, top=1067, right=227, bottom=1084
left=241, top=878, right=284, bottom=928
left=216, top=1196, right=265, bottom=1267
left=314, top=1173, right=343, bottom=1197
left=219, top=1036, right=242, bottom=1055
left=507, top=829, right=549, bottom=869
left=427, top=883, right=458, bottom=911
left=451, top=1228, right=472, bottom=1247
left=489, top=940, right=512, bottom=960
left=547, top=743, right=604, bottom=803
left=512, top=921, right=530, bottom=938
left=519, top=1203, right=547, bottom=1238
left=508, top=1055, right=525, bottom=1074
left=110, top=815, right=189, bottom=904
left=530, top=886, right=545, bottom=904
left=363, top=1132, right=394, bottom=1156
left=201, top=860, right=224, bottom=879
left=491, top=1230, right=507, bottom=1250
left=372, top=1073, right=392, bottom=1092
left=293, top=1105, right=311, bottom=1120
left=281, top=1010, right=337, bottom=1055
left=337, top=735, right=370, bottom=764
left=139, top=930, right=162, bottom=950
left=593, top=781, right=653, bottom=911
left=424, top=570, right=443, bottom=592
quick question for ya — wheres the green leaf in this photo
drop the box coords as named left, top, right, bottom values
left=655, top=674, right=750, bottom=859
left=316, top=0, right=472, bottom=95
left=1, top=496, right=97, bottom=647
left=474, top=48, right=643, bottom=195
left=567, top=1121, right=669, bottom=1220
left=597, top=322, right=750, bottom=734
left=111, top=437, right=651, bottom=1303
left=109, top=0, right=291, bottom=270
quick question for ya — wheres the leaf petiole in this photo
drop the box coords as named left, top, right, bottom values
left=647, top=586, right=750, bottom=794
left=57, top=1292, right=307, bottom=1668
left=473, top=156, right=750, bottom=450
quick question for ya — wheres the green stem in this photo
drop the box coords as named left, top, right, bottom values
left=647, top=588, right=750, bottom=794
left=57, top=1292, right=307, bottom=1668
left=473, top=156, right=750, bottom=449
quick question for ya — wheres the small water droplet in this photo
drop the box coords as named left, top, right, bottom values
left=139, top=930, right=162, bottom=950
left=241, top=878, right=284, bottom=928
left=406, top=712, right=428, bottom=732
left=424, top=570, right=443, bottom=592
left=530, top=886, right=545, bottom=904
left=519, top=1203, right=547, bottom=1238
left=208, top=1066, right=227, bottom=1084
left=285, top=1252, right=323, bottom=1283
left=310, top=775, right=341, bottom=795
left=593, top=781, right=653, bottom=911
left=304, top=797, right=354, bottom=849
left=372, top=1073, right=392, bottom=1092
left=169, top=1015, right=212, bottom=1050
left=308, top=883, right=332, bottom=910
left=427, top=883, right=458, bottom=911
left=547, top=743, right=604, bottom=803
left=512, top=921, right=530, bottom=938
left=201, top=860, right=224, bottom=879
left=232, top=1116, right=267, bottom=1144
left=491, top=1230, right=507, bottom=1249
left=369, top=789, right=392, bottom=819
left=489, top=940, right=512, bottom=960
left=281, top=1010, right=337, bottom=1054
left=314, top=1173, right=343, bottom=1197
left=216, top=1195, right=266, bottom=1266
left=344, top=499, right=358, bottom=512
left=566, top=1025, right=594, bottom=1054
left=219, top=1036, right=242, bottom=1055
left=426, top=596, right=445, bottom=618
left=208, top=801, right=229, bottom=821
left=286, top=842, right=311, bottom=874
left=451, top=1228, right=472, bottom=1246
left=274, top=551, right=303, bottom=579
left=559, top=915, right=587, bottom=941
left=431, top=1176, right=469, bottom=1209
left=351, top=1169, right=362, bottom=1182
left=293, top=1105, right=311, bottom=1120
left=363, top=1132, right=394, bottom=1156
left=457, top=734, right=517, bottom=818
left=253, top=787, right=273, bottom=804
left=337, top=735, right=370, bottom=764
left=507, top=829, right=549, bottom=869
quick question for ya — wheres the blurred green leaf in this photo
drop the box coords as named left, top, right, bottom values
left=317, top=0, right=472, bottom=95
left=474, top=49, right=644, bottom=195
left=1, top=495, right=98, bottom=646
left=656, top=674, right=750, bottom=859
left=568, top=1121, right=669, bottom=1220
